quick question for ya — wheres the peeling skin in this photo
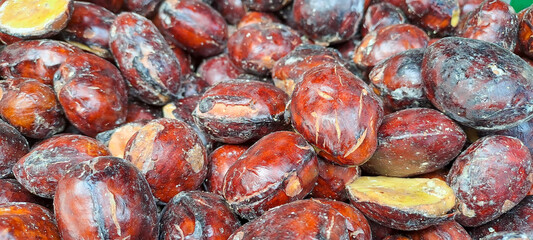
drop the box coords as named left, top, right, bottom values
left=127, top=122, right=165, bottom=173
left=185, top=144, right=205, bottom=174
left=344, top=128, right=367, bottom=158
left=284, top=173, right=303, bottom=197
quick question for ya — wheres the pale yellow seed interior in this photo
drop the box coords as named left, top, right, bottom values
left=347, top=176, right=456, bottom=216
left=0, top=0, right=68, bottom=30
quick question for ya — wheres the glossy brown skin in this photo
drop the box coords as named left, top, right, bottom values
left=354, top=24, right=429, bottom=70
left=447, top=135, right=533, bottom=227
left=292, top=0, right=366, bottom=44
left=228, top=199, right=352, bottom=239
left=407, top=221, right=471, bottom=240
left=54, top=52, right=128, bottom=137
left=0, top=202, right=60, bottom=240
left=124, top=118, right=207, bottom=203
left=60, top=1, right=115, bottom=59
left=487, top=118, right=533, bottom=156
left=310, top=157, right=360, bottom=201
left=518, top=6, right=533, bottom=58
left=363, top=108, right=466, bottom=177
left=171, top=45, right=193, bottom=76
left=369, top=49, right=431, bottom=112
left=315, top=199, right=372, bottom=240
left=126, top=100, right=162, bottom=123
left=402, top=0, right=460, bottom=36
left=272, top=44, right=346, bottom=95
left=12, top=134, right=110, bottom=198
left=154, top=0, right=228, bottom=58
left=0, top=31, right=21, bottom=45
left=110, top=12, right=182, bottom=106
left=457, top=0, right=518, bottom=51
left=242, top=0, right=290, bottom=11
left=54, top=157, right=158, bottom=240
left=0, top=120, right=28, bottom=178
left=227, top=23, right=302, bottom=76
left=206, top=145, right=247, bottom=196
left=0, top=78, right=65, bottom=139
left=159, top=191, right=241, bottom=240
left=362, top=3, right=407, bottom=37
left=237, top=11, right=280, bottom=28
left=469, top=196, right=533, bottom=238
left=0, top=39, right=83, bottom=86
left=290, top=64, right=384, bottom=166
left=223, top=131, right=318, bottom=220
left=197, top=54, right=254, bottom=86
left=193, top=80, right=289, bottom=144
left=0, top=179, right=41, bottom=204
left=422, top=37, right=533, bottom=131
left=80, top=0, right=123, bottom=12
left=124, top=0, right=163, bottom=16
left=213, top=0, right=247, bottom=25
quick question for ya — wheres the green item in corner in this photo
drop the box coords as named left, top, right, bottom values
left=510, top=0, right=531, bottom=12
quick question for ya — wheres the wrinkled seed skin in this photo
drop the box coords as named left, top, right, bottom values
left=290, top=64, right=384, bottom=166
left=206, top=145, right=248, bottom=196
left=362, top=3, right=407, bottom=37
left=457, top=0, right=518, bottom=50
left=0, top=39, right=83, bottom=86
left=212, top=0, right=247, bottom=25
left=13, top=134, right=111, bottom=199
left=422, top=37, right=533, bottom=131
left=354, top=24, right=429, bottom=69
left=315, top=199, right=372, bottom=240
left=243, top=0, right=290, bottom=12
left=124, top=118, right=207, bottom=203
left=310, top=157, right=360, bottom=201
left=0, top=179, right=41, bottom=204
left=519, top=6, right=533, bottom=58
left=469, top=195, right=533, bottom=238
left=54, top=157, right=158, bottom=240
left=0, top=78, right=65, bottom=139
left=154, top=0, right=228, bottom=58
left=193, top=80, right=289, bottom=144
left=447, top=135, right=533, bottom=227
left=227, top=23, right=302, bottom=76
left=407, top=221, right=472, bottom=240
left=110, top=12, right=182, bottom=106
left=159, top=191, right=241, bottom=240
left=124, top=0, right=163, bottom=17
left=60, top=1, right=115, bottom=59
left=228, top=199, right=351, bottom=239
left=363, top=108, right=466, bottom=177
left=54, top=52, right=128, bottom=137
left=369, top=49, right=431, bottom=112
left=80, top=0, right=123, bottom=12
left=0, top=120, right=28, bottom=178
left=237, top=11, right=280, bottom=28
left=292, top=0, right=366, bottom=44
left=223, top=131, right=318, bottom=220
left=0, top=202, right=60, bottom=240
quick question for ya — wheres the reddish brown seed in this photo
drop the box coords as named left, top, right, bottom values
left=407, top=221, right=472, bottom=240
left=0, top=31, right=21, bottom=45
left=60, top=1, right=116, bottom=59
left=0, top=202, right=60, bottom=240
left=12, top=134, right=110, bottom=198
left=154, top=0, right=228, bottom=58
left=54, top=52, right=128, bottom=137
left=354, top=24, right=429, bottom=70
left=237, top=11, right=280, bottom=28
left=458, top=0, right=484, bottom=18
left=0, top=39, right=83, bottom=86
left=242, top=0, right=290, bottom=11
left=469, top=195, right=533, bottom=238
left=110, top=12, right=182, bottom=106
left=292, top=0, right=367, bottom=44
left=223, top=131, right=318, bottom=220
left=54, top=156, right=158, bottom=240
left=272, top=44, right=346, bottom=95
left=290, top=64, right=384, bottom=166
left=518, top=6, right=533, bottom=58
left=487, top=118, right=533, bottom=156
left=310, top=157, right=360, bottom=201
left=369, top=221, right=400, bottom=240
left=170, top=45, right=193, bottom=76
left=124, top=118, right=207, bottom=203
left=96, top=122, right=146, bottom=159
left=457, top=0, right=518, bottom=50
left=416, top=168, right=449, bottom=182
left=314, top=199, right=372, bottom=240
left=228, top=199, right=352, bottom=239
left=0, top=77, right=65, bottom=139
left=212, top=0, right=247, bottom=25
left=447, top=135, right=533, bottom=227
left=125, top=101, right=162, bottom=123
left=79, top=0, right=123, bottom=12
left=193, top=80, right=289, bottom=144
left=362, top=3, right=407, bottom=37
left=363, top=108, right=466, bottom=177
left=177, top=74, right=210, bottom=99
left=227, top=23, right=302, bottom=76
left=402, top=0, right=461, bottom=36
left=383, top=235, right=410, bottom=240
left=369, top=48, right=431, bottom=112
left=197, top=53, right=254, bottom=86
left=159, top=191, right=241, bottom=240
left=0, top=120, right=28, bottom=178
left=0, top=179, right=41, bottom=204
left=206, top=145, right=247, bottom=196
left=422, top=37, right=533, bottom=131
left=124, top=0, right=163, bottom=17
